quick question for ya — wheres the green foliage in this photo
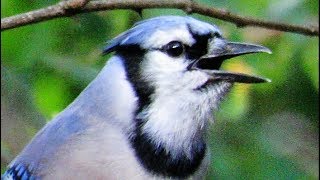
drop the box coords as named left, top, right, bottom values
left=1, top=0, right=318, bottom=179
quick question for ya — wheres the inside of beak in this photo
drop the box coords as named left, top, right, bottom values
left=189, top=41, right=272, bottom=84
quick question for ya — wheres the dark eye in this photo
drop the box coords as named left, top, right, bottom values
left=163, top=41, right=185, bottom=57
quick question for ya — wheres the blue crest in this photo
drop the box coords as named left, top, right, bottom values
left=103, top=16, right=221, bottom=54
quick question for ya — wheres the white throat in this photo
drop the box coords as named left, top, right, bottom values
left=138, top=51, right=233, bottom=159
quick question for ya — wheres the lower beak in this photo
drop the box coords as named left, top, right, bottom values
left=190, top=40, right=272, bottom=84
left=201, top=70, right=271, bottom=83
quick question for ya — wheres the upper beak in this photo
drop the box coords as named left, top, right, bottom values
left=190, top=40, right=272, bottom=84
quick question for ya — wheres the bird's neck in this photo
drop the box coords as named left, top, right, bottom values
left=130, top=92, right=212, bottom=178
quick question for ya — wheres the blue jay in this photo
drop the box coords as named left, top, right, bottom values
left=2, top=16, right=271, bottom=180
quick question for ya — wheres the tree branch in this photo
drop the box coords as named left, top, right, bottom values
left=63, top=0, right=91, bottom=9
left=1, top=0, right=319, bottom=36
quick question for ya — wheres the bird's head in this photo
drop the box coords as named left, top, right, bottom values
left=102, top=16, right=271, bottom=178
left=103, top=16, right=271, bottom=111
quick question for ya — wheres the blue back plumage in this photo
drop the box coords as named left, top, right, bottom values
left=103, top=16, right=221, bottom=54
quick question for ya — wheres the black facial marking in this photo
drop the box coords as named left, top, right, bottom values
left=186, top=33, right=211, bottom=60
left=186, top=24, right=226, bottom=71
left=116, top=45, right=154, bottom=112
left=185, top=24, right=213, bottom=61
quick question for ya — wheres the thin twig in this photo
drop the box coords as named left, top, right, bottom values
left=1, top=0, right=319, bottom=36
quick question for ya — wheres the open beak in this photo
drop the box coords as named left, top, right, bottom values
left=189, top=39, right=272, bottom=83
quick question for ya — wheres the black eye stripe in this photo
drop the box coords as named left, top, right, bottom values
left=213, top=32, right=222, bottom=38
left=186, top=35, right=209, bottom=60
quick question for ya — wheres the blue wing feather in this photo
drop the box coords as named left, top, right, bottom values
left=2, top=164, right=37, bottom=180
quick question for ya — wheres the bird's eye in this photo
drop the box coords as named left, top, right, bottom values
left=163, top=41, right=185, bottom=57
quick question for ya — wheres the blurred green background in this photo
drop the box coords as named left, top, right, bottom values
left=1, top=0, right=319, bottom=179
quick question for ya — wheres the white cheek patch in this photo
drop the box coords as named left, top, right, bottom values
left=143, top=52, right=185, bottom=76
left=142, top=26, right=195, bottom=49
left=142, top=51, right=209, bottom=93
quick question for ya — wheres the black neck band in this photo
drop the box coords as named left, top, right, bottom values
left=131, top=119, right=206, bottom=179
